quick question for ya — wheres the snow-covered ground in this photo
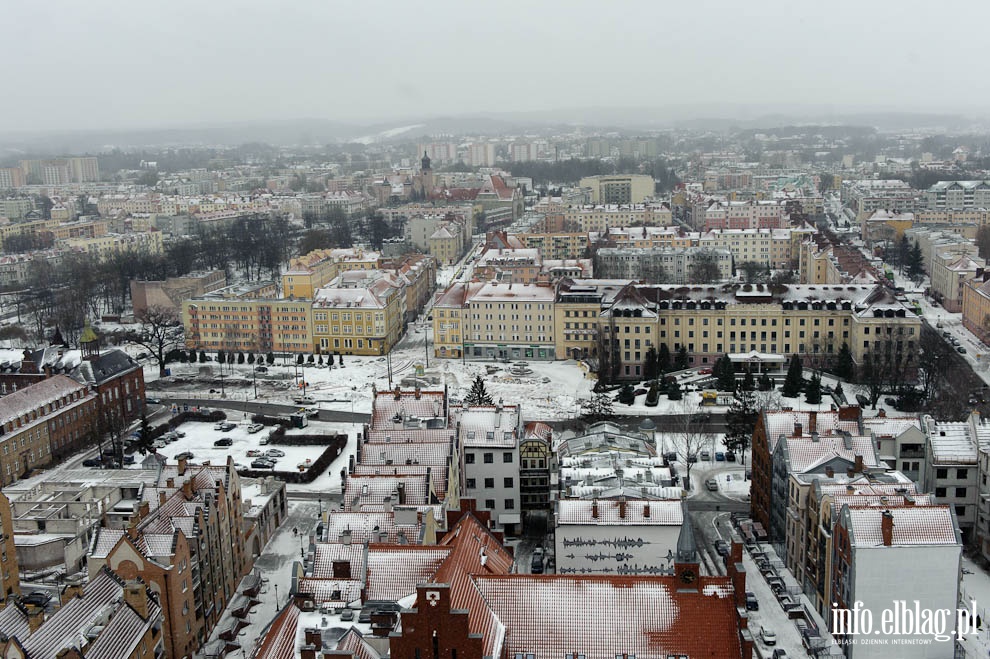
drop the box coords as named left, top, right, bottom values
left=956, top=555, right=990, bottom=656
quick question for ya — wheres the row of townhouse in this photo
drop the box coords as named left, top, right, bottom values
left=432, top=279, right=921, bottom=380
left=751, top=408, right=963, bottom=658
left=183, top=257, right=436, bottom=356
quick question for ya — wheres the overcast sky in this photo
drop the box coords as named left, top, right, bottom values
left=2, top=0, right=987, bottom=132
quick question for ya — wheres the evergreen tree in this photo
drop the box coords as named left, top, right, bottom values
left=716, top=355, right=736, bottom=391
left=907, top=240, right=925, bottom=282
left=805, top=372, right=823, bottom=404
left=199, top=351, right=207, bottom=363
left=465, top=375, right=494, bottom=405
left=781, top=354, right=803, bottom=397
left=618, top=383, right=636, bottom=405
left=834, top=343, right=855, bottom=380
left=674, top=346, right=689, bottom=371
left=657, top=344, right=671, bottom=373
left=758, top=373, right=773, bottom=391
left=217, top=350, right=225, bottom=364
left=248, top=353, right=256, bottom=364
left=308, top=354, right=315, bottom=363
left=643, top=346, right=659, bottom=381
left=188, top=349, right=197, bottom=362
left=238, top=352, right=245, bottom=364
left=317, top=354, right=324, bottom=366
left=834, top=381, right=845, bottom=400
left=742, top=369, right=755, bottom=392
left=725, top=389, right=758, bottom=465
left=667, top=379, right=683, bottom=400
left=266, top=352, right=275, bottom=365
left=297, top=354, right=304, bottom=365
left=645, top=381, right=661, bottom=406
left=134, top=413, right=152, bottom=455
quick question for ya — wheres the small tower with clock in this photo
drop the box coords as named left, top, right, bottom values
left=674, top=501, right=700, bottom=586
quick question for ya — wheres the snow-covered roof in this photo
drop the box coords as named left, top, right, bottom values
left=557, top=499, right=683, bottom=525
left=844, top=505, right=959, bottom=547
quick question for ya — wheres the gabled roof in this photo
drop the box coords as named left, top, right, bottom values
left=472, top=573, right=742, bottom=659
left=843, top=505, right=960, bottom=547
left=254, top=601, right=300, bottom=659
left=365, top=545, right=451, bottom=601
left=557, top=499, right=683, bottom=525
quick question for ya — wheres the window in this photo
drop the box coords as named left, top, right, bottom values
left=503, top=452, right=513, bottom=463
left=465, top=453, right=475, bottom=464
left=935, top=487, right=946, bottom=498
left=484, top=453, right=494, bottom=463
left=936, top=468, right=948, bottom=479
left=958, top=469, right=969, bottom=479
left=956, top=487, right=968, bottom=498
left=956, top=505, right=967, bottom=518
left=485, top=499, right=496, bottom=509
left=484, top=478, right=495, bottom=488
left=504, top=477, right=514, bottom=488
left=504, top=499, right=515, bottom=509
left=466, top=478, right=476, bottom=489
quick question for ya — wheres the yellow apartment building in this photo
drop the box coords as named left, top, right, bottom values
left=182, top=297, right=313, bottom=354
left=62, top=230, right=164, bottom=259
left=282, top=247, right=381, bottom=299
left=312, top=272, right=406, bottom=355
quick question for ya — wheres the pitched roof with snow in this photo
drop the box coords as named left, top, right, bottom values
left=0, top=374, right=88, bottom=422
left=844, top=505, right=960, bottom=547
left=557, top=499, right=683, bottom=525
left=365, top=545, right=452, bottom=601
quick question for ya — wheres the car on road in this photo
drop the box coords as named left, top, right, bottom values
left=152, top=439, right=168, bottom=449
left=266, top=449, right=285, bottom=458
left=715, top=452, right=725, bottom=461
left=698, top=367, right=713, bottom=375
left=771, top=650, right=787, bottom=659
left=958, top=346, right=968, bottom=354
left=83, top=458, right=102, bottom=467
left=145, top=397, right=161, bottom=405
left=700, top=450, right=711, bottom=461
left=293, top=395, right=315, bottom=405
left=725, top=451, right=736, bottom=462
left=122, top=455, right=135, bottom=465
left=175, top=451, right=194, bottom=460
left=251, top=459, right=275, bottom=469
left=714, top=540, right=729, bottom=556
left=745, top=591, right=759, bottom=611
left=218, top=422, right=236, bottom=432
left=531, top=547, right=545, bottom=574
left=706, top=478, right=719, bottom=491
left=303, top=407, right=319, bottom=419
left=247, top=423, right=264, bottom=433
left=255, top=366, right=268, bottom=373
left=760, top=627, right=776, bottom=646
left=214, top=438, right=233, bottom=447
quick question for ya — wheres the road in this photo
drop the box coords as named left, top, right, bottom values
left=153, top=397, right=370, bottom=424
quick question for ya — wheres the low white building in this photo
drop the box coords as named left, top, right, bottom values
left=554, top=498, right=684, bottom=575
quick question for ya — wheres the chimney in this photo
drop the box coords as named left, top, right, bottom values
left=304, top=629, right=322, bottom=647
left=592, top=500, right=599, bottom=519
left=158, top=490, right=167, bottom=507
left=61, top=580, right=84, bottom=605
left=414, top=386, right=421, bottom=400
left=881, top=510, right=894, bottom=546
left=383, top=495, right=393, bottom=513
left=124, top=581, right=149, bottom=619
left=27, top=606, right=44, bottom=633
left=178, top=457, right=187, bottom=476
left=496, top=398, right=503, bottom=413
left=878, top=408, right=886, bottom=418
left=126, top=520, right=139, bottom=541
left=138, top=501, right=150, bottom=520
left=300, top=647, right=317, bottom=659
left=854, top=454, right=864, bottom=473
left=166, top=477, right=174, bottom=489
left=397, top=481, right=406, bottom=505
left=838, top=405, right=861, bottom=422
left=182, top=479, right=193, bottom=499
left=618, top=498, right=627, bottom=519
left=341, top=529, right=352, bottom=545
left=643, top=502, right=650, bottom=519
left=810, top=432, right=819, bottom=443
left=793, top=422, right=803, bottom=437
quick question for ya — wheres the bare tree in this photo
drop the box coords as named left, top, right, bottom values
left=130, top=305, right=182, bottom=377
left=918, top=330, right=955, bottom=403
left=666, top=400, right=717, bottom=488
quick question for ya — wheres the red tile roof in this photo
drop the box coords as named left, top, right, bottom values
left=846, top=505, right=960, bottom=547
left=472, top=574, right=742, bottom=659
left=365, top=545, right=452, bottom=601
left=254, top=602, right=300, bottom=659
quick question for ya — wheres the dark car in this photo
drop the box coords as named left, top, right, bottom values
left=715, top=540, right=730, bottom=557
left=725, top=451, right=736, bottom=462
left=251, top=459, right=275, bottom=469
left=122, top=455, right=136, bottom=465
left=175, top=451, right=194, bottom=460
left=746, top=591, right=759, bottom=611
left=82, top=457, right=101, bottom=467
left=214, top=438, right=233, bottom=447
left=255, top=366, right=268, bottom=373
left=21, top=592, right=51, bottom=608
left=530, top=547, right=545, bottom=574
left=686, top=454, right=698, bottom=463
left=145, top=397, right=161, bottom=405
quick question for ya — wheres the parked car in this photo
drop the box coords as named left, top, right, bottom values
left=293, top=395, right=315, bottom=405
left=706, top=478, right=719, bottom=492
left=219, top=422, right=236, bottom=432
left=700, top=450, right=711, bottom=460
left=255, top=366, right=268, bottom=373
left=760, top=627, right=776, bottom=646
left=82, top=458, right=101, bottom=467
left=246, top=450, right=263, bottom=457
left=958, top=346, right=968, bottom=354
left=214, top=438, right=233, bottom=447
left=746, top=591, right=759, bottom=611
left=259, top=435, right=271, bottom=446
left=698, top=367, right=713, bottom=375
left=145, top=397, right=161, bottom=405
left=213, top=422, right=226, bottom=431
left=175, top=451, right=194, bottom=460
left=247, top=423, right=264, bottom=434
left=251, top=459, right=275, bottom=469
left=686, top=453, right=698, bottom=464
left=715, top=452, right=725, bottom=461
left=714, top=540, right=729, bottom=557
left=152, top=440, right=167, bottom=449
left=266, top=448, right=286, bottom=458
left=772, top=650, right=787, bottom=659
left=303, top=407, right=319, bottom=419
left=725, top=451, right=736, bottom=462
left=531, top=547, right=545, bottom=574
left=122, top=455, right=135, bottom=465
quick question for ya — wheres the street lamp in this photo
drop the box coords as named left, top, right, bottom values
left=274, top=583, right=279, bottom=610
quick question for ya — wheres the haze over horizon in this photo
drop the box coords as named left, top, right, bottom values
left=4, top=0, right=989, bottom=133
